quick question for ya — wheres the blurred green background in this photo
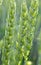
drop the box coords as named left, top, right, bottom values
left=0, top=0, right=41, bottom=65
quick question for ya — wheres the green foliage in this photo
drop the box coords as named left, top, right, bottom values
left=38, top=30, right=41, bottom=65
left=0, top=0, right=39, bottom=65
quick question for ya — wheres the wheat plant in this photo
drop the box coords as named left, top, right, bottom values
left=0, top=0, right=39, bottom=65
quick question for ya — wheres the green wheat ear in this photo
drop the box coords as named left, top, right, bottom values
left=25, top=0, right=39, bottom=65
left=12, top=1, right=30, bottom=65
left=29, top=0, right=39, bottom=25
left=28, top=0, right=39, bottom=45
left=2, top=0, right=16, bottom=65
left=19, top=1, right=32, bottom=60
left=18, top=0, right=33, bottom=63
left=13, top=1, right=33, bottom=65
